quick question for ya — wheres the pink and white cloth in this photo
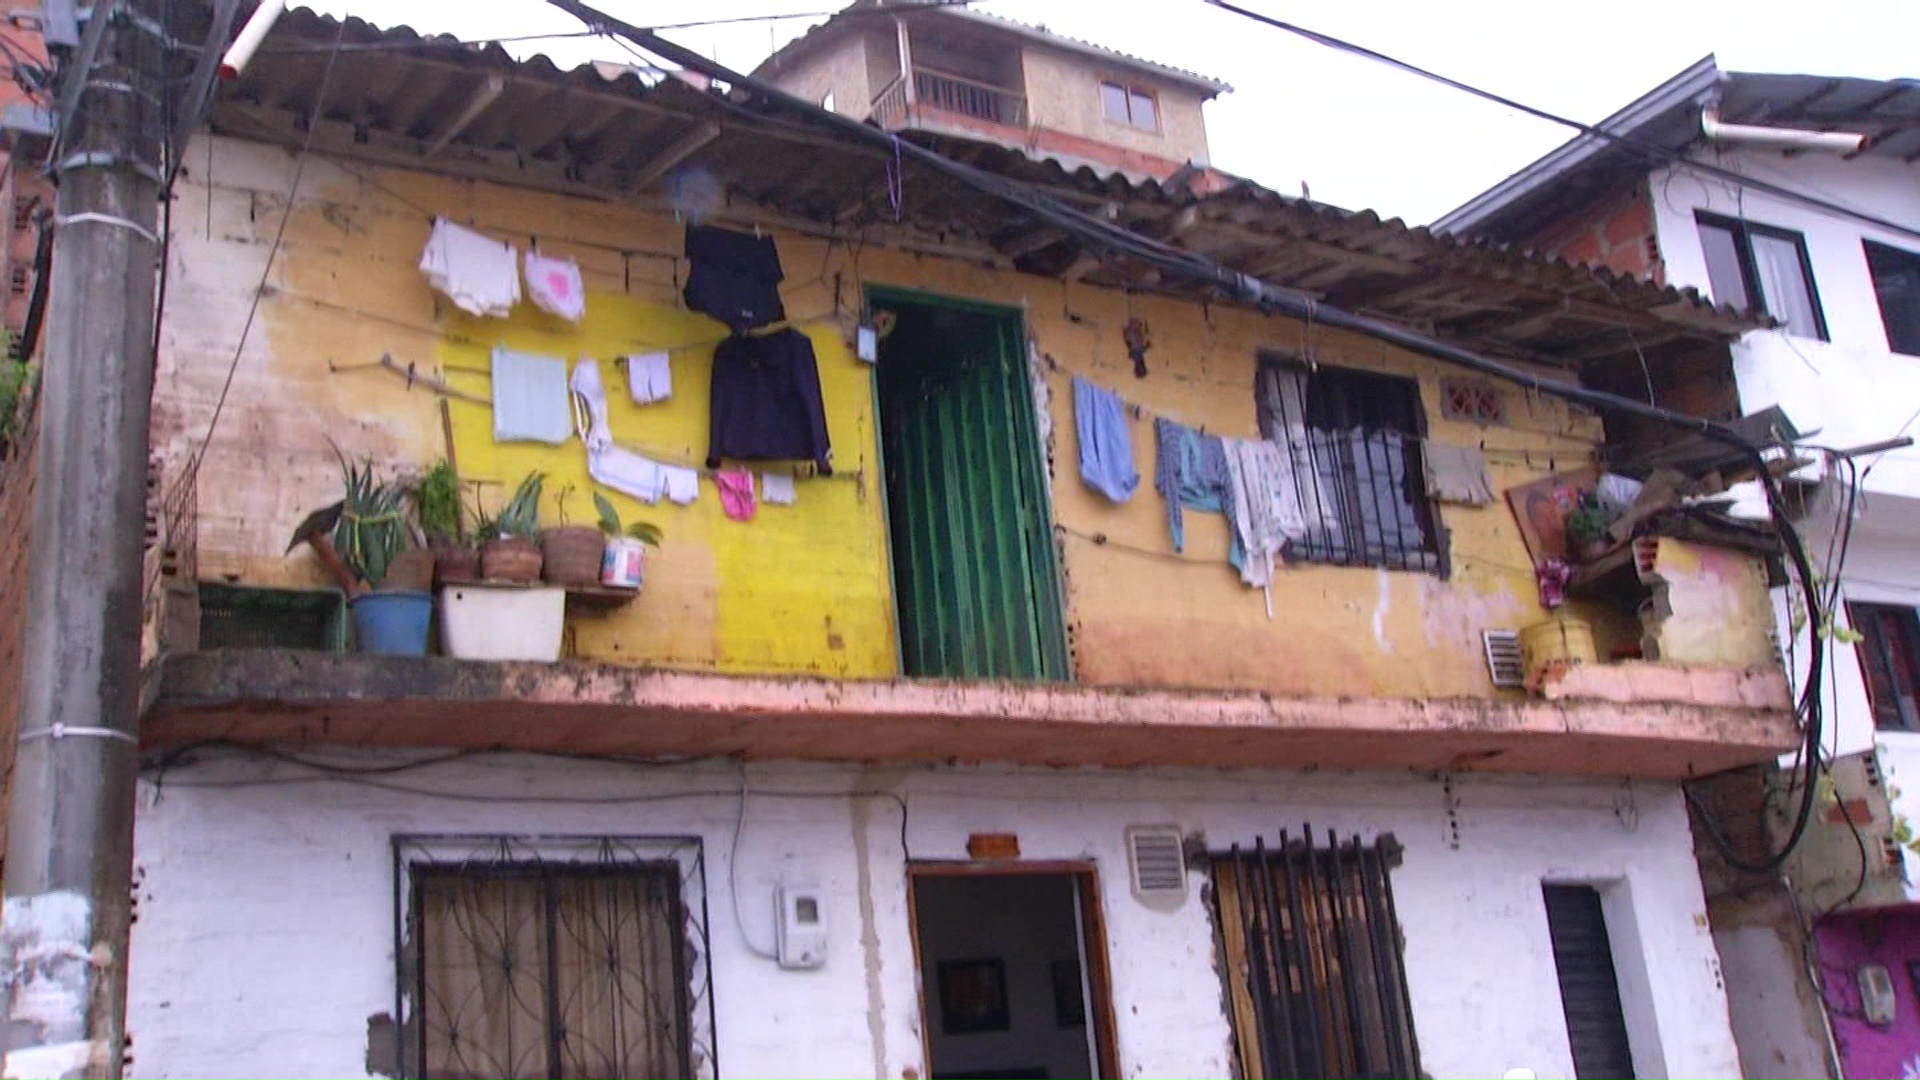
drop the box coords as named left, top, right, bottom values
left=525, top=250, right=586, bottom=323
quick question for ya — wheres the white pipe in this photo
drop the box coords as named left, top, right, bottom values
left=217, top=0, right=288, bottom=82
left=1703, top=108, right=1866, bottom=154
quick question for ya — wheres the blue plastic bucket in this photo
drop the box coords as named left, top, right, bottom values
left=349, top=591, right=433, bottom=656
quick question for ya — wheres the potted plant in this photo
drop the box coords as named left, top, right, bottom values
left=1564, top=492, right=1613, bottom=563
left=594, top=492, right=663, bottom=589
left=289, top=454, right=434, bottom=656
left=413, top=458, right=477, bottom=585
left=540, top=482, right=606, bottom=588
left=479, top=471, right=544, bottom=582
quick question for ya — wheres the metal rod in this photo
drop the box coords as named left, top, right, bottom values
left=1282, top=826, right=1325, bottom=1079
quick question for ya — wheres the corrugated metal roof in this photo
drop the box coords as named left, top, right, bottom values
left=204, top=6, right=1755, bottom=373
left=750, top=1, right=1232, bottom=95
left=1436, top=56, right=1920, bottom=240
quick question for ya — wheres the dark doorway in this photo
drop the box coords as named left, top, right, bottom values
left=909, top=866, right=1117, bottom=1079
left=869, top=288, right=1067, bottom=680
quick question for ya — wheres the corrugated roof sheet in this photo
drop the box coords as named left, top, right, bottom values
left=751, top=1, right=1232, bottom=95
left=203, top=6, right=1756, bottom=372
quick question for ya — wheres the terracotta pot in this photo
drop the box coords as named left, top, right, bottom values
left=540, top=526, right=604, bottom=587
left=480, top=536, right=543, bottom=583
left=433, top=544, right=480, bottom=587
left=381, top=547, right=437, bottom=593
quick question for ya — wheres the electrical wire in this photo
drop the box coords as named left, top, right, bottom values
left=1200, top=0, right=1920, bottom=244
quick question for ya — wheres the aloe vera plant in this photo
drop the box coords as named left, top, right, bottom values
left=494, top=472, right=545, bottom=540
left=330, top=455, right=410, bottom=588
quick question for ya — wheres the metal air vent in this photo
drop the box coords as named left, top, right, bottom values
left=1483, top=630, right=1525, bottom=688
left=1126, top=825, right=1187, bottom=900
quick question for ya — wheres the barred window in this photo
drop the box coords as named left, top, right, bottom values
left=1210, top=829, right=1421, bottom=1079
left=1257, top=356, right=1443, bottom=573
left=396, top=836, right=715, bottom=1080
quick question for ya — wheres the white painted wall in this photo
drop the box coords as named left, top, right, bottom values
left=1647, top=147, right=1920, bottom=896
left=126, top=753, right=1738, bottom=1080
left=1646, top=149, right=1920, bottom=505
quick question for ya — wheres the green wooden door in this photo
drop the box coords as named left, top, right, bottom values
left=872, top=290, right=1068, bottom=681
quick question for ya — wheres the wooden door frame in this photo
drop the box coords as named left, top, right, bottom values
left=905, top=860, right=1121, bottom=1080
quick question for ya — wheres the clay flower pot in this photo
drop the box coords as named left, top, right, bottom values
left=540, top=526, right=605, bottom=587
left=432, top=543, right=480, bottom=587
left=381, top=547, right=437, bottom=593
left=479, top=536, right=543, bottom=583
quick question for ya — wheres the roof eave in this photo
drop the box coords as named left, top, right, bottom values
left=1432, top=55, right=1722, bottom=236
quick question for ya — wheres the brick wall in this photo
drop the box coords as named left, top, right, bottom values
left=1524, top=181, right=1665, bottom=283
left=0, top=391, right=39, bottom=840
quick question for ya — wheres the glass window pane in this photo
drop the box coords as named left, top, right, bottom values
left=1867, top=241, right=1920, bottom=355
left=1130, top=90, right=1157, bottom=129
left=1100, top=82, right=1130, bottom=123
left=1697, top=221, right=1751, bottom=312
left=1751, top=231, right=1821, bottom=338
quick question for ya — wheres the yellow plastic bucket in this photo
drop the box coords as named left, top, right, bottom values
left=1520, top=617, right=1598, bottom=688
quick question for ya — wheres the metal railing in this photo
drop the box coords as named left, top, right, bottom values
left=870, top=68, right=1027, bottom=130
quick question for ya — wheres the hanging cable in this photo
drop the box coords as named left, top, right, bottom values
left=1200, top=0, right=1920, bottom=244
left=541, top=0, right=1829, bottom=869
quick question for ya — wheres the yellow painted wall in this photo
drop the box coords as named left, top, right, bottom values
left=156, top=134, right=1622, bottom=700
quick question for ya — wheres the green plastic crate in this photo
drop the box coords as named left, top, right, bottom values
left=196, top=583, right=348, bottom=652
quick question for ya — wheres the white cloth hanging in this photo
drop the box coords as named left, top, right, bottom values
left=1222, top=437, right=1310, bottom=617
left=626, top=351, right=673, bottom=404
left=419, top=218, right=521, bottom=318
left=760, top=471, right=796, bottom=506
left=492, top=348, right=572, bottom=445
left=661, top=466, right=699, bottom=505
left=525, top=249, right=586, bottom=323
left=589, top=445, right=665, bottom=504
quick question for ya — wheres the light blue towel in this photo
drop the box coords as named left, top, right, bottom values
left=1073, top=377, right=1138, bottom=502
left=1154, top=417, right=1243, bottom=571
left=491, top=347, right=573, bottom=445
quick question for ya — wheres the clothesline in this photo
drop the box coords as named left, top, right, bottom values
left=1034, top=351, right=1599, bottom=468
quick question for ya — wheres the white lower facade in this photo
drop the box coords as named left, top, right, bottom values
left=126, top=752, right=1741, bottom=1079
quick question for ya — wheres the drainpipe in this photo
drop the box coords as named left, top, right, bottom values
left=1702, top=108, right=1866, bottom=155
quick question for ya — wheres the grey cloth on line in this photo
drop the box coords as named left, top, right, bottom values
left=1424, top=442, right=1494, bottom=505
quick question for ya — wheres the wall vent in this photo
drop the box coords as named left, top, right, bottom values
left=1483, top=630, right=1525, bottom=688
left=1126, top=825, right=1187, bottom=900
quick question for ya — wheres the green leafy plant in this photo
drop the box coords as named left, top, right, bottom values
left=1564, top=492, right=1611, bottom=544
left=493, top=471, right=545, bottom=540
left=593, top=491, right=664, bottom=547
left=412, top=459, right=463, bottom=544
left=331, top=454, right=410, bottom=588
left=0, top=356, right=33, bottom=453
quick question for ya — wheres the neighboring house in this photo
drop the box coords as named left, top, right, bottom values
left=0, top=11, right=1820, bottom=1080
left=750, top=0, right=1229, bottom=182
left=1439, top=57, right=1920, bottom=1080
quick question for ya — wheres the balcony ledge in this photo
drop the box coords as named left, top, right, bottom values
left=142, top=650, right=1798, bottom=780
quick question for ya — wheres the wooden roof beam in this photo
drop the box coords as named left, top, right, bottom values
left=624, top=119, right=721, bottom=195
left=423, top=73, right=506, bottom=159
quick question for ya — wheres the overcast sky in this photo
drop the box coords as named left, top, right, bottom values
left=306, top=0, right=1916, bottom=225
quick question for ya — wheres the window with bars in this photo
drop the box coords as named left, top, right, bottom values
left=396, top=836, right=715, bottom=1080
left=1256, top=356, right=1444, bottom=573
left=1209, top=829, right=1421, bottom=1080
left=1849, top=601, right=1920, bottom=732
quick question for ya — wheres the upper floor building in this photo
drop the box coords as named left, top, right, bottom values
left=751, top=1, right=1229, bottom=181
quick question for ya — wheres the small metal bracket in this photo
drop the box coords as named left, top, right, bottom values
left=17, top=723, right=138, bottom=745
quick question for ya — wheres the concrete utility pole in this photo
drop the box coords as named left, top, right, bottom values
left=0, top=0, right=166, bottom=1075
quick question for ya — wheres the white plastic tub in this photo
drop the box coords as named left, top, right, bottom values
left=438, top=584, right=565, bottom=662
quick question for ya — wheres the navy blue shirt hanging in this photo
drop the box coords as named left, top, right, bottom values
left=684, top=224, right=785, bottom=333
left=707, top=328, right=832, bottom=475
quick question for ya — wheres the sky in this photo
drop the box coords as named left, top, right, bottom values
left=304, top=0, right=1918, bottom=225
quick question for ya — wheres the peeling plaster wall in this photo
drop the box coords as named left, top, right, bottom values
left=155, top=134, right=1621, bottom=700
left=124, top=755, right=1740, bottom=1080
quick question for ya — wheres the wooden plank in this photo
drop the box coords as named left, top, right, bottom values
left=624, top=119, right=721, bottom=194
